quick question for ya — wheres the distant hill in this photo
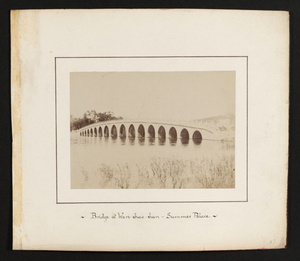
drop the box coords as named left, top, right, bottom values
left=192, top=114, right=235, bottom=133
left=194, top=114, right=234, bottom=122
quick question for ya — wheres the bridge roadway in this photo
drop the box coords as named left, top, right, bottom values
left=77, top=120, right=215, bottom=143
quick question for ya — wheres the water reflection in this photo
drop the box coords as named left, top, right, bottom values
left=193, top=138, right=202, bottom=145
left=128, top=137, right=135, bottom=145
left=181, top=138, right=189, bottom=145
left=158, top=137, right=166, bottom=145
left=120, top=137, right=126, bottom=145
left=78, top=134, right=208, bottom=146
left=72, top=132, right=235, bottom=150
left=138, top=137, right=145, bottom=145
left=169, top=137, right=177, bottom=146
left=148, top=137, right=155, bottom=145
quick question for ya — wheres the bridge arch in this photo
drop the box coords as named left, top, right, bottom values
left=192, top=130, right=202, bottom=144
left=138, top=124, right=145, bottom=138
left=120, top=124, right=126, bottom=138
left=128, top=124, right=135, bottom=138
left=180, top=128, right=189, bottom=144
left=104, top=126, right=109, bottom=137
left=158, top=126, right=166, bottom=139
left=148, top=125, right=155, bottom=138
left=169, top=127, right=177, bottom=140
left=111, top=125, right=117, bottom=139
left=78, top=121, right=213, bottom=141
left=180, top=128, right=189, bottom=139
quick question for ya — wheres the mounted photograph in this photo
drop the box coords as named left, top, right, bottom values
left=70, top=71, right=236, bottom=189
left=12, top=10, right=288, bottom=251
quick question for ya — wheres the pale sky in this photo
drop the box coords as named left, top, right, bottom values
left=70, top=71, right=235, bottom=121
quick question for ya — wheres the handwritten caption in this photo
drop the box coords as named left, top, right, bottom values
left=81, top=212, right=218, bottom=221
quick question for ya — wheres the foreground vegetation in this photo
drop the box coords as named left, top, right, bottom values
left=79, top=155, right=235, bottom=189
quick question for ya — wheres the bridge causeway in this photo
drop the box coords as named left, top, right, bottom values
left=77, top=120, right=215, bottom=144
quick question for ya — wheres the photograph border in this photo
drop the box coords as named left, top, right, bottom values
left=55, top=56, right=248, bottom=204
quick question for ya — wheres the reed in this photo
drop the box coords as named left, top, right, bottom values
left=85, top=155, right=235, bottom=189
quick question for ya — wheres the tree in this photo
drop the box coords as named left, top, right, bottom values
left=70, top=110, right=123, bottom=131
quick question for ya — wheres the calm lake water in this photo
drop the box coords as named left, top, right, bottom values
left=71, top=134, right=235, bottom=189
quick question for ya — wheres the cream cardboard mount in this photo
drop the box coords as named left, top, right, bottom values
left=11, top=9, right=288, bottom=251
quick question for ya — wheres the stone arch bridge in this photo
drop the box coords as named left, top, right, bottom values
left=78, top=120, right=215, bottom=144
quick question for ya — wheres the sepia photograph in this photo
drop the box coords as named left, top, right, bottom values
left=70, top=71, right=235, bottom=189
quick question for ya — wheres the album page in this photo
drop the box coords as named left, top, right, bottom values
left=12, top=9, right=289, bottom=251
